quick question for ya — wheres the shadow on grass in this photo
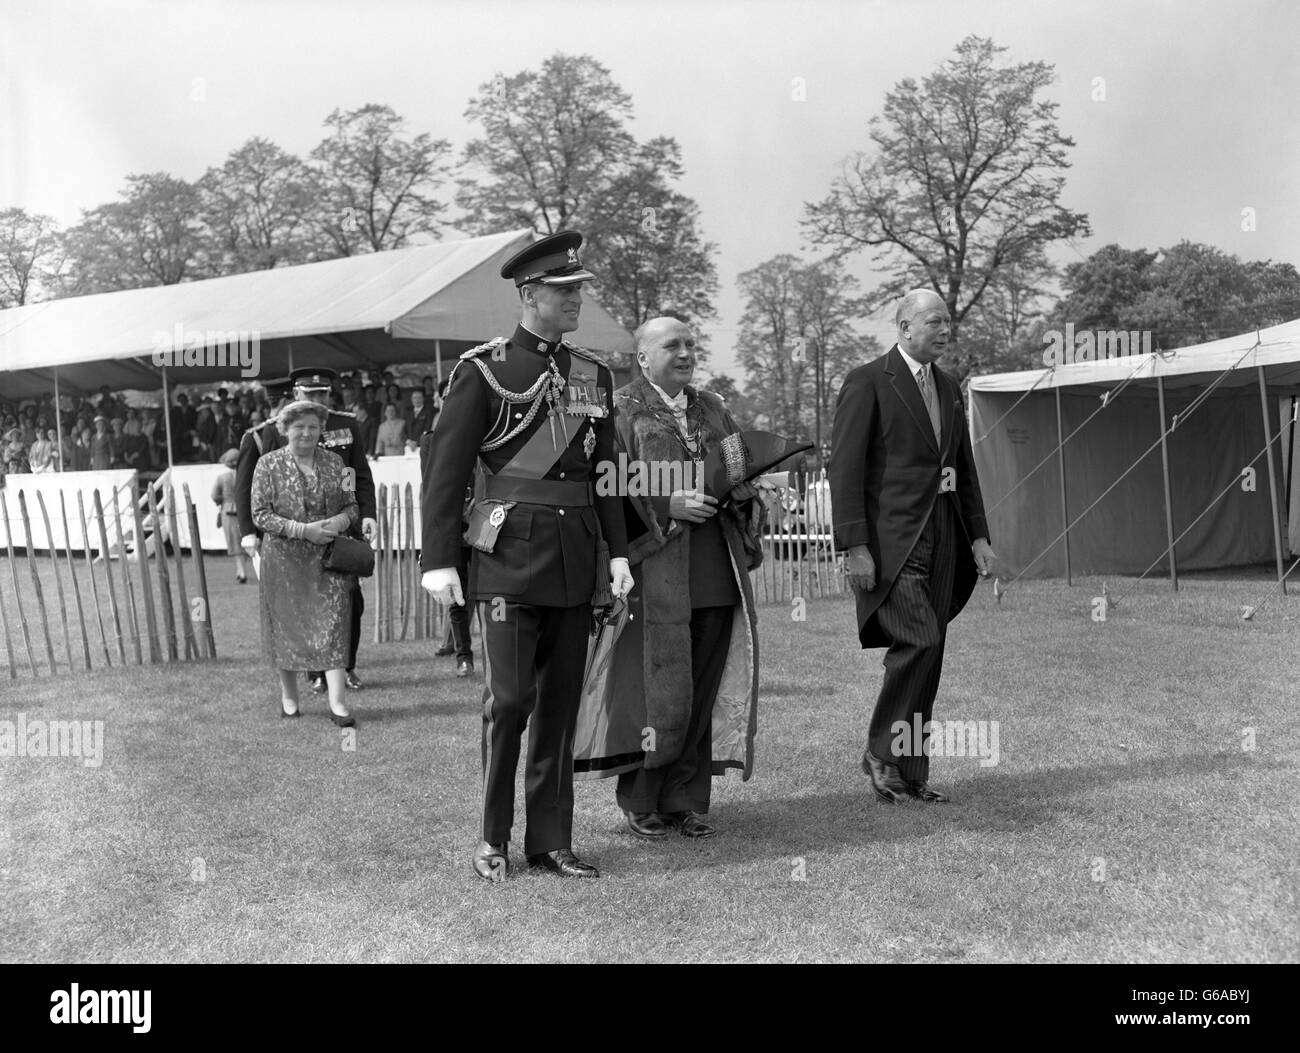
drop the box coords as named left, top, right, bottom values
left=601, top=749, right=1272, bottom=875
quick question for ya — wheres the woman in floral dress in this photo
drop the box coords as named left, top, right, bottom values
left=250, top=401, right=359, bottom=725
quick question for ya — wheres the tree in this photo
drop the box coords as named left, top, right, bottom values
left=699, top=372, right=758, bottom=429
left=197, top=137, right=317, bottom=272
left=0, top=208, right=61, bottom=307
left=1052, top=241, right=1300, bottom=348
left=803, top=35, right=1090, bottom=372
left=735, top=255, right=876, bottom=445
left=308, top=104, right=452, bottom=256
left=58, top=173, right=208, bottom=294
left=457, top=53, right=718, bottom=333
left=950, top=249, right=1058, bottom=378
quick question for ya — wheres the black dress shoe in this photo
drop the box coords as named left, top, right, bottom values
left=456, top=658, right=474, bottom=678
left=328, top=707, right=356, bottom=728
left=663, top=811, right=716, bottom=838
left=861, top=751, right=908, bottom=804
left=907, top=781, right=950, bottom=803
left=309, top=674, right=327, bottom=694
left=345, top=671, right=363, bottom=690
left=473, top=841, right=509, bottom=882
left=624, top=810, right=668, bottom=839
left=434, top=645, right=455, bottom=657
left=526, top=848, right=599, bottom=878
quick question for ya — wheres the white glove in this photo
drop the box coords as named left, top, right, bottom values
left=610, top=556, right=634, bottom=600
left=421, top=568, right=464, bottom=606
left=361, top=517, right=377, bottom=542
left=240, top=533, right=260, bottom=555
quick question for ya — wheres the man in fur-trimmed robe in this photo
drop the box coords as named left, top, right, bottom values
left=573, top=317, right=763, bottom=840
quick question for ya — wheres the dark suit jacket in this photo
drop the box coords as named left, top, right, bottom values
left=828, top=344, right=989, bottom=648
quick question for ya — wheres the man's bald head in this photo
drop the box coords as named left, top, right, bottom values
left=895, top=289, right=952, bottom=364
left=635, top=316, right=698, bottom=396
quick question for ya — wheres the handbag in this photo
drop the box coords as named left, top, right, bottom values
left=321, top=534, right=375, bottom=577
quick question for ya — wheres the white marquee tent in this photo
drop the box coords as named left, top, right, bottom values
left=0, top=228, right=634, bottom=400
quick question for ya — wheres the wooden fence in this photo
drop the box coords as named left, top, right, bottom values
left=368, top=472, right=847, bottom=641
left=0, top=477, right=217, bottom=678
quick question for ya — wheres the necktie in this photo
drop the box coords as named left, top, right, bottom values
left=917, top=366, right=942, bottom=443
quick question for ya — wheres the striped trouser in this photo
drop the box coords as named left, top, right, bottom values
left=867, top=499, right=958, bottom=785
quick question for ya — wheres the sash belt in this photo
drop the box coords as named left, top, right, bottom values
left=484, top=474, right=592, bottom=507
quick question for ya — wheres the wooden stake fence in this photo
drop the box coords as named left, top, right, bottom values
left=0, top=480, right=219, bottom=678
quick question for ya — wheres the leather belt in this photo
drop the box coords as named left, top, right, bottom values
left=484, top=474, right=592, bottom=507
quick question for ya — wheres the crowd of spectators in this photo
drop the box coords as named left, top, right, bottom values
left=0, top=368, right=444, bottom=486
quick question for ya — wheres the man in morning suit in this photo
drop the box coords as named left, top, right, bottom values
left=420, top=231, right=633, bottom=881
left=236, top=367, right=377, bottom=692
left=828, top=289, right=995, bottom=804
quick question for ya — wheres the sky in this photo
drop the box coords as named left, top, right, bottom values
left=4, top=0, right=1298, bottom=385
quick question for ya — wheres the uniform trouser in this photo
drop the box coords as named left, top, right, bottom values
left=479, top=600, right=590, bottom=855
left=311, top=581, right=363, bottom=676
left=615, top=604, right=734, bottom=816
left=448, top=557, right=473, bottom=662
left=867, top=498, right=958, bottom=785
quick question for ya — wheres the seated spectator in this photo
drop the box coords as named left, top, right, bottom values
left=220, top=399, right=248, bottom=451
left=90, top=416, right=115, bottom=471
left=27, top=427, right=55, bottom=473
left=72, top=426, right=93, bottom=471
left=194, top=403, right=219, bottom=462
left=109, top=418, right=128, bottom=468
left=407, top=390, right=436, bottom=438
left=375, top=403, right=406, bottom=456
left=121, top=418, right=152, bottom=471
left=353, top=404, right=378, bottom=458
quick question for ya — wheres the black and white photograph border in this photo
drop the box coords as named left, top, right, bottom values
left=1, top=0, right=1297, bottom=977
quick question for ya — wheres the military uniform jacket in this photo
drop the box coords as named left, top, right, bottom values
left=235, top=409, right=377, bottom=538
left=420, top=324, right=629, bottom=608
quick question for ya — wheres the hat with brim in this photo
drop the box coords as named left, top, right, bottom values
left=500, top=230, right=596, bottom=287
left=702, top=430, right=815, bottom=500
left=288, top=366, right=338, bottom=393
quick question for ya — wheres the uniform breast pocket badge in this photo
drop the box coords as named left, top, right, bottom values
left=489, top=505, right=507, bottom=528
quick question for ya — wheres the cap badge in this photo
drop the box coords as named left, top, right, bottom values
left=567, top=247, right=579, bottom=265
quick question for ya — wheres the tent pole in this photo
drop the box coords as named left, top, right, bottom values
left=434, top=339, right=442, bottom=387
left=161, top=363, right=176, bottom=472
left=54, top=367, right=64, bottom=472
left=1156, top=376, right=1178, bottom=591
left=1054, top=386, right=1071, bottom=585
left=287, top=339, right=295, bottom=375
left=1256, top=366, right=1286, bottom=594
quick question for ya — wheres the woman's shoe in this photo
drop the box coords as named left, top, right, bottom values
left=280, top=700, right=300, bottom=719
left=236, top=574, right=247, bottom=584
left=327, top=707, right=356, bottom=728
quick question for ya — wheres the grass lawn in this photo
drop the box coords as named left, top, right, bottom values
left=1, top=556, right=1297, bottom=963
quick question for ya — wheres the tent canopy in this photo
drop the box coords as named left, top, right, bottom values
left=969, top=319, right=1300, bottom=579
left=0, top=229, right=634, bottom=398
left=969, top=318, right=1300, bottom=397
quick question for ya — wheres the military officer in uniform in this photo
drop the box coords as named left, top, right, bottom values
left=237, top=367, right=377, bottom=692
left=420, top=230, right=633, bottom=881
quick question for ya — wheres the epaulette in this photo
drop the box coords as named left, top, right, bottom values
left=565, top=343, right=608, bottom=368
left=460, top=337, right=507, bottom=360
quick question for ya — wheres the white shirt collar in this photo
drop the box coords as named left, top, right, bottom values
left=647, top=378, right=689, bottom=412
left=896, top=344, right=929, bottom=381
